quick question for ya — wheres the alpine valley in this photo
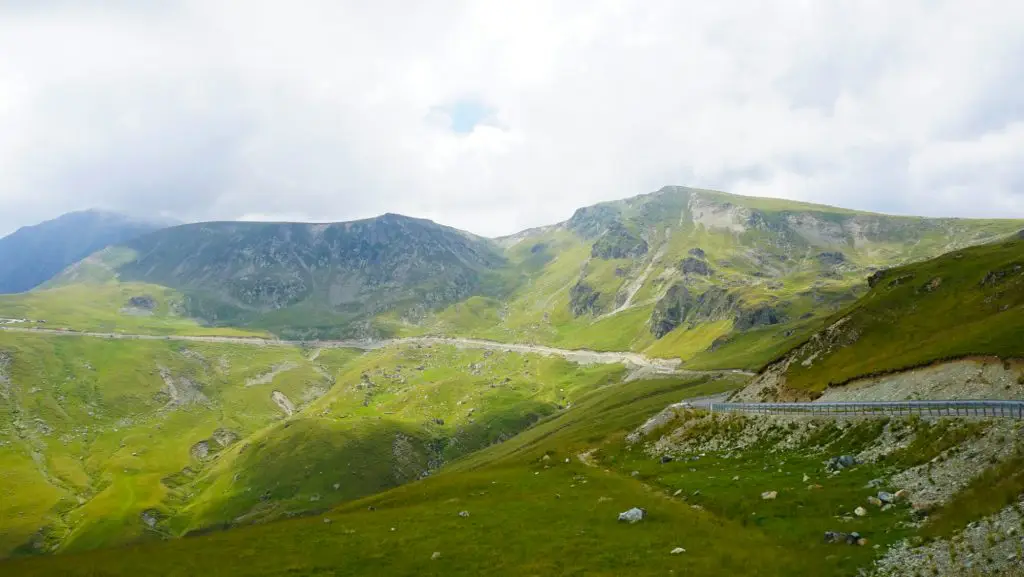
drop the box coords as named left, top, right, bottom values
left=1, top=186, right=1023, bottom=577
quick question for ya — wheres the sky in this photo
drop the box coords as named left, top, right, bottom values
left=1, top=1, right=1023, bottom=238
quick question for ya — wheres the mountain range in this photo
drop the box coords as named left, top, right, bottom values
left=6, top=186, right=1022, bottom=368
left=0, top=185, right=1022, bottom=575
left=0, top=210, right=173, bottom=295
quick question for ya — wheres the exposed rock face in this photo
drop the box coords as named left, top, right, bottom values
left=109, top=214, right=507, bottom=337
left=127, top=295, right=156, bottom=310
left=569, top=281, right=602, bottom=317
left=733, top=305, right=784, bottom=331
left=816, top=252, right=845, bottom=265
left=650, top=285, right=737, bottom=338
left=919, top=277, right=942, bottom=292
left=590, top=223, right=648, bottom=259
left=679, top=257, right=712, bottom=276
left=867, top=269, right=887, bottom=288
left=190, top=441, right=210, bottom=460
left=271, top=390, right=295, bottom=416
left=980, top=263, right=1023, bottom=287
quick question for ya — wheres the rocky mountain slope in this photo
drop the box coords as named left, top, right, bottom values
left=0, top=210, right=171, bottom=294
left=735, top=230, right=1024, bottom=401
left=15, top=187, right=1024, bottom=360
left=407, top=187, right=1024, bottom=369
left=49, top=214, right=511, bottom=338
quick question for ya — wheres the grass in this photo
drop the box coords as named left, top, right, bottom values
left=12, top=374, right=853, bottom=577
left=0, top=330, right=628, bottom=559
left=783, top=236, right=1024, bottom=394
left=0, top=282, right=267, bottom=338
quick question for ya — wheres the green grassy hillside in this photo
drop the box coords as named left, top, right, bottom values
left=0, top=331, right=623, bottom=558
left=765, top=232, right=1024, bottom=395
left=9, top=366, right=1021, bottom=577
left=402, top=187, right=1023, bottom=368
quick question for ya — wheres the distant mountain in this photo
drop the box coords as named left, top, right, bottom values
left=0, top=210, right=173, bottom=294
left=35, top=187, right=1024, bottom=347
left=411, top=186, right=1024, bottom=367
left=52, top=213, right=510, bottom=338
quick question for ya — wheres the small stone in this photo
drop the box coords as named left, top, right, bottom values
left=660, top=455, right=674, bottom=464
left=732, top=475, right=740, bottom=481
left=617, top=507, right=647, bottom=523
left=323, top=518, right=332, bottom=524
left=856, top=538, right=867, bottom=547
left=807, top=484, right=823, bottom=490
left=894, top=489, right=908, bottom=500
left=565, top=458, right=570, bottom=463
left=673, top=489, right=683, bottom=497
left=867, top=496, right=883, bottom=507
left=542, top=455, right=551, bottom=461
left=881, top=504, right=893, bottom=512
left=431, top=552, right=441, bottom=560
left=802, top=473, right=810, bottom=483
left=877, top=491, right=895, bottom=504
left=854, top=506, right=868, bottom=517
left=761, top=491, right=778, bottom=500
left=630, top=471, right=640, bottom=477
left=671, top=547, right=686, bottom=555
left=458, top=511, right=470, bottom=518
left=865, top=478, right=883, bottom=489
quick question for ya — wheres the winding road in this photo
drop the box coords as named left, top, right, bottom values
left=0, top=325, right=752, bottom=377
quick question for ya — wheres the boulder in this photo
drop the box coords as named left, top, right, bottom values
left=761, top=491, right=778, bottom=500
left=679, top=257, right=712, bottom=276
left=878, top=491, right=895, bottom=504
left=827, top=455, right=858, bottom=471
left=617, top=507, right=647, bottom=523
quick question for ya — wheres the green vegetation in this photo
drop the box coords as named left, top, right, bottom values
left=0, top=281, right=267, bottom=337
left=0, top=330, right=624, bottom=558
left=922, top=449, right=1024, bottom=539
left=782, top=234, right=1024, bottom=394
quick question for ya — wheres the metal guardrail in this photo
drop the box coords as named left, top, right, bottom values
left=708, top=400, right=1024, bottom=419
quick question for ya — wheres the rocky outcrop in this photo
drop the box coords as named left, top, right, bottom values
left=650, top=285, right=737, bottom=338
left=816, top=252, right=845, bottom=265
left=679, top=257, right=712, bottom=276
left=590, top=223, right=648, bottom=259
left=128, top=295, right=156, bottom=310
left=733, top=304, right=784, bottom=331
left=569, top=281, right=602, bottom=317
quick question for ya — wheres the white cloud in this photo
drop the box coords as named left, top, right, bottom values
left=0, top=0, right=1022, bottom=237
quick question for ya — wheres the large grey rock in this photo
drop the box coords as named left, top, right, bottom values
left=617, top=507, right=647, bottom=523
left=878, top=491, right=895, bottom=504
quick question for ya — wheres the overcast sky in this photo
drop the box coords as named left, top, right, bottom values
left=1, top=1, right=1023, bottom=238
